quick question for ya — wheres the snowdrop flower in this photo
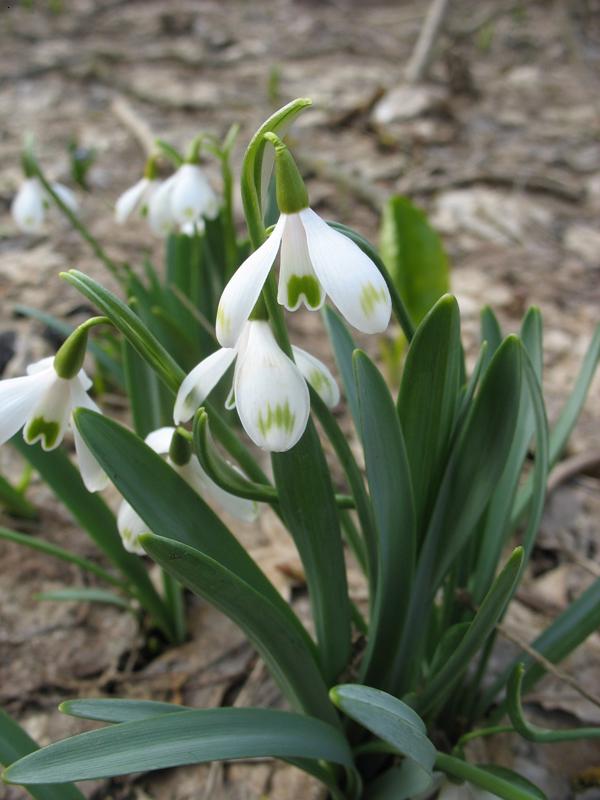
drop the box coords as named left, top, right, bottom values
left=147, top=162, right=218, bottom=236
left=12, top=177, right=77, bottom=234
left=175, top=320, right=339, bottom=452
left=115, top=162, right=161, bottom=224
left=216, top=134, right=391, bottom=348
left=0, top=325, right=107, bottom=492
left=117, top=427, right=257, bottom=554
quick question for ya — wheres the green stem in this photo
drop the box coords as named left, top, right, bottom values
left=162, top=571, right=186, bottom=644
left=0, top=473, right=37, bottom=519
left=452, top=725, right=514, bottom=757
left=31, top=160, right=124, bottom=281
left=435, top=753, right=535, bottom=799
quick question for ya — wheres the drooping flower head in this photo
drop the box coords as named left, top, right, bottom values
left=0, top=323, right=107, bottom=492
left=115, top=155, right=161, bottom=225
left=12, top=177, right=78, bottom=235
left=117, top=427, right=257, bottom=554
left=174, top=320, right=339, bottom=452
left=147, top=138, right=219, bottom=237
left=215, top=133, right=391, bottom=348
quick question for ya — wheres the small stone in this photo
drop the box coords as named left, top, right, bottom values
left=563, top=224, right=600, bottom=266
left=371, top=84, right=448, bottom=125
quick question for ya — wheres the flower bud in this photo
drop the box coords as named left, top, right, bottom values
left=263, top=132, right=308, bottom=214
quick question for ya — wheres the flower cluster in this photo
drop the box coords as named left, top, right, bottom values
left=12, top=177, right=77, bottom=235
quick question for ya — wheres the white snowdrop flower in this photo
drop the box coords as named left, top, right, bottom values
left=175, top=320, right=335, bottom=452
left=215, top=135, right=391, bottom=348
left=117, top=426, right=257, bottom=555
left=12, top=177, right=78, bottom=234
left=147, top=163, right=218, bottom=237
left=0, top=355, right=107, bottom=493
left=115, top=177, right=160, bottom=224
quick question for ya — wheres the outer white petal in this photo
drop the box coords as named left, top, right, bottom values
left=178, top=457, right=258, bottom=522
left=216, top=214, right=286, bottom=347
left=234, top=321, right=309, bottom=452
left=174, top=348, right=236, bottom=424
left=12, top=178, right=46, bottom=234
left=69, top=380, right=109, bottom=492
left=26, top=356, right=54, bottom=375
left=23, top=374, right=72, bottom=450
left=147, top=174, right=177, bottom=236
left=292, top=346, right=340, bottom=409
left=0, top=369, right=54, bottom=445
left=117, top=500, right=149, bottom=555
left=299, top=208, right=392, bottom=334
left=145, top=426, right=176, bottom=455
left=180, top=218, right=206, bottom=237
left=170, top=164, right=218, bottom=225
left=50, top=182, right=78, bottom=213
left=278, top=213, right=325, bottom=311
left=115, top=178, right=150, bottom=224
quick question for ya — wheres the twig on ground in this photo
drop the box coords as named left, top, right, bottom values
left=111, top=96, right=156, bottom=157
left=405, top=0, right=452, bottom=84
left=547, top=450, right=600, bottom=496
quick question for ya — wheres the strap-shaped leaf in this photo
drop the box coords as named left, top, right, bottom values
left=353, top=351, right=415, bottom=690
left=73, top=409, right=300, bottom=627
left=3, top=707, right=354, bottom=785
left=61, top=698, right=191, bottom=723
left=397, top=295, right=461, bottom=538
left=140, top=534, right=337, bottom=726
left=0, top=708, right=85, bottom=800
left=435, top=754, right=546, bottom=800
left=271, top=420, right=351, bottom=683
left=480, top=306, right=503, bottom=369
left=379, top=195, right=450, bottom=327
left=36, top=589, right=132, bottom=610
left=122, top=337, right=171, bottom=438
left=10, top=435, right=172, bottom=638
left=330, top=685, right=435, bottom=784
left=416, top=547, right=523, bottom=715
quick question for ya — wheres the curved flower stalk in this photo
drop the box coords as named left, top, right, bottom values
left=0, top=356, right=107, bottom=493
left=117, top=427, right=257, bottom=554
left=174, top=320, right=339, bottom=451
left=216, top=134, right=391, bottom=348
left=147, top=163, right=219, bottom=237
left=12, top=177, right=78, bottom=234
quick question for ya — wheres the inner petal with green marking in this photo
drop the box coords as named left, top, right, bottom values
left=257, top=401, right=296, bottom=437
left=286, top=274, right=323, bottom=310
left=23, top=416, right=60, bottom=449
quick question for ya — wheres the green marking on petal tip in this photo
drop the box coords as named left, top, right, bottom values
left=257, top=401, right=296, bottom=437
left=23, top=417, right=60, bottom=449
left=286, top=275, right=322, bottom=309
left=308, top=368, right=331, bottom=395
left=217, top=306, right=230, bottom=335
left=359, top=282, right=387, bottom=317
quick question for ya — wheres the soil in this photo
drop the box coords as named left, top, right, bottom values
left=1, top=1, right=600, bottom=798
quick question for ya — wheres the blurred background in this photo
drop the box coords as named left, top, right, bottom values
left=1, top=1, right=600, bottom=798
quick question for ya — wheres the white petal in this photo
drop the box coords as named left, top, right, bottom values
left=170, top=164, right=218, bottom=225
left=292, top=346, right=340, bottom=409
left=115, top=178, right=150, bottom=224
left=180, top=218, right=206, bottom=237
left=50, top=182, right=78, bottom=213
left=117, top=500, right=149, bottom=555
left=234, top=321, right=309, bottom=452
left=145, top=426, right=176, bottom=455
left=216, top=214, right=286, bottom=347
left=23, top=375, right=72, bottom=450
left=69, top=381, right=109, bottom=492
left=179, top=457, right=258, bottom=522
left=0, top=370, right=54, bottom=445
left=147, top=175, right=177, bottom=236
left=300, top=208, right=392, bottom=334
left=278, top=214, right=325, bottom=311
left=11, top=178, right=45, bottom=234
left=174, top=348, right=236, bottom=424
left=26, top=356, right=54, bottom=375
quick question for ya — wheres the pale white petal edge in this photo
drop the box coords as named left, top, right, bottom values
left=174, top=348, right=236, bottom=424
left=292, top=346, right=340, bottom=409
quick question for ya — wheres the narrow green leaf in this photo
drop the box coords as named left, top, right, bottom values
left=3, top=707, right=353, bottom=784
left=10, top=437, right=171, bottom=637
left=61, top=698, right=189, bottom=723
left=330, top=684, right=435, bottom=783
left=435, top=754, right=546, bottom=800
left=36, top=588, right=131, bottom=610
left=322, top=306, right=361, bottom=431
left=122, top=338, right=169, bottom=438
left=140, top=534, right=338, bottom=726
left=417, top=547, right=523, bottom=715
left=480, top=306, right=503, bottom=370
left=353, top=351, right=415, bottom=690
left=0, top=527, right=126, bottom=589
left=272, top=420, right=351, bottom=683
left=379, top=195, right=450, bottom=326
left=397, top=295, right=461, bottom=537
left=0, top=471, right=37, bottom=518
left=0, top=708, right=85, bottom=800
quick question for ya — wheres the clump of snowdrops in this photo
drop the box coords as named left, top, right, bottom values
left=1, top=99, right=600, bottom=800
